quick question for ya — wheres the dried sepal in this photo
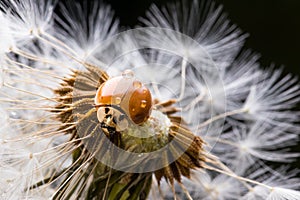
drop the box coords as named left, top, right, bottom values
left=34, top=64, right=208, bottom=199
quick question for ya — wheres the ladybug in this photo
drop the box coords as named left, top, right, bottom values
left=94, top=70, right=152, bottom=134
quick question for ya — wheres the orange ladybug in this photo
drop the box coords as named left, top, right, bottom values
left=94, top=70, right=152, bottom=133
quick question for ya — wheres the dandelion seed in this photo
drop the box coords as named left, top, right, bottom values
left=211, top=122, right=299, bottom=172
left=242, top=68, right=300, bottom=129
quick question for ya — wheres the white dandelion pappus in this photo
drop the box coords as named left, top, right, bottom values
left=181, top=170, right=245, bottom=200
left=0, top=0, right=55, bottom=47
left=53, top=0, right=119, bottom=60
left=0, top=0, right=299, bottom=199
left=242, top=167, right=300, bottom=200
left=184, top=50, right=262, bottom=119
left=242, top=68, right=300, bottom=129
left=211, top=122, right=299, bottom=172
left=0, top=12, right=15, bottom=57
left=140, top=0, right=248, bottom=67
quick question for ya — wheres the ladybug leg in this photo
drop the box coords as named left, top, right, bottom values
left=100, top=122, right=120, bottom=143
left=106, top=126, right=121, bottom=146
left=100, top=122, right=111, bottom=136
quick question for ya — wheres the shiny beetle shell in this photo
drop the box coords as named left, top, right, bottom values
left=95, top=73, right=152, bottom=129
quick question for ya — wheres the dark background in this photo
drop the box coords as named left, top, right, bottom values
left=106, top=0, right=300, bottom=168
left=104, top=0, right=300, bottom=76
left=68, top=0, right=300, bottom=167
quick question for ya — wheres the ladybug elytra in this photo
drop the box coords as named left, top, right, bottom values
left=94, top=70, right=152, bottom=133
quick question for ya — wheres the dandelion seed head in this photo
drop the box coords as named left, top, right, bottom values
left=123, top=110, right=171, bottom=150
left=242, top=69, right=300, bottom=128
left=126, top=110, right=171, bottom=138
left=0, top=13, right=14, bottom=56
left=0, top=0, right=55, bottom=46
left=243, top=168, right=300, bottom=200
left=53, top=1, right=119, bottom=60
left=140, top=0, right=247, bottom=66
left=0, top=0, right=299, bottom=199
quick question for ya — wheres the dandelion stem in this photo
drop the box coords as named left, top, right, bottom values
left=203, top=163, right=273, bottom=190
left=204, top=136, right=239, bottom=148
left=151, top=82, right=162, bottom=99
left=5, top=56, right=64, bottom=79
left=51, top=151, right=96, bottom=199
left=198, top=108, right=247, bottom=129
left=4, top=71, right=55, bottom=90
left=34, top=33, right=96, bottom=69
left=32, top=135, right=91, bottom=157
left=3, top=83, right=59, bottom=103
left=35, top=34, right=84, bottom=64
left=102, top=168, right=112, bottom=200
left=9, top=48, right=73, bottom=71
left=28, top=170, right=66, bottom=190
left=40, top=31, right=79, bottom=57
left=178, top=182, right=193, bottom=200
left=184, top=90, right=207, bottom=111
left=185, top=90, right=207, bottom=123
left=41, top=31, right=108, bottom=68
left=178, top=58, right=188, bottom=101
